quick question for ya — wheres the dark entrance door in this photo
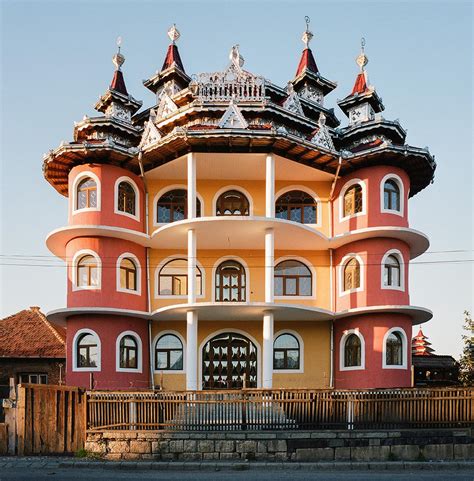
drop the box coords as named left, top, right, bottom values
left=202, top=332, right=257, bottom=389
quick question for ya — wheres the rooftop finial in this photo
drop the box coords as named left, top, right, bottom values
left=356, top=37, right=368, bottom=72
left=302, top=16, right=314, bottom=49
left=112, top=36, right=125, bottom=70
left=168, top=24, right=181, bottom=44
left=229, top=45, right=244, bottom=68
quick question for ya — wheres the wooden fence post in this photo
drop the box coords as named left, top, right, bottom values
left=15, top=385, right=26, bottom=456
left=129, top=397, right=137, bottom=430
left=3, top=377, right=17, bottom=455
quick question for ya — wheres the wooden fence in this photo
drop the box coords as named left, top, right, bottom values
left=16, top=384, right=86, bottom=455
left=86, top=387, right=474, bottom=432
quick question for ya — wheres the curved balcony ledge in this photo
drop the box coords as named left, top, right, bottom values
left=151, top=302, right=334, bottom=321
left=46, top=220, right=429, bottom=259
left=46, top=225, right=149, bottom=259
left=331, top=226, right=429, bottom=259
left=150, top=216, right=327, bottom=250
left=46, top=306, right=150, bottom=325
left=335, top=305, right=433, bottom=325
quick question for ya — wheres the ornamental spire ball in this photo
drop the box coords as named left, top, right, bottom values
left=168, top=24, right=180, bottom=44
left=356, top=37, right=369, bottom=72
left=302, top=16, right=313, bottom=49
left=112, top=36, right=125, bottom=70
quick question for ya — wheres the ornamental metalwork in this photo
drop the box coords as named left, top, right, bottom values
left=191, top=45, right=265, bottom=102
left=298, top=83, right=324, bottom=105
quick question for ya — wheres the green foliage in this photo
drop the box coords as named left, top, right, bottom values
left=74, top=448, right=103, bottom=459
left=459, top=311, right=474, bottom=386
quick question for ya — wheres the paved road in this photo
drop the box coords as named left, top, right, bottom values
left=1, top=468, right=473, bottom=481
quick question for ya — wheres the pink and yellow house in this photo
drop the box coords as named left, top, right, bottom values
left=43, top=25, right=435, bottom=391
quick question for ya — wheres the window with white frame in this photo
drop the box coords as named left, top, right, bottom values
left=119, top=257, right=138, bottom=291
left=383, top=254, right=401, bottom=288
left=343, top=257, right=361, bottom=291
left=216, top=190, right=249, bottom=216
left=158, top=258, right=202, bottom=296
left=76, top=177, right=98, bottom=210
left=343, top=333, right=363, bottom=368
left=273, top=333, right=300, bottom=370
left=156, top=189, right=201, bottom=223
left=119, top=335, right=138, bottom=369
left=275, top=190, right=317, bottom=224
left=385, top=331, right=403, bottom=366
left=343, top=184, right=363, bottom=217
left=383, top=179, right=400, bottom=211
left=117, top=181, right=137, bottom=216
left=76, top=332, right=99, bottom=368
left=215, top=260, right=246, bottom=301
left=76, top=254, right=100, bottom=288
left=274, top=260, right=312, bottom=296
left=155, top=334, right=183, bottom=370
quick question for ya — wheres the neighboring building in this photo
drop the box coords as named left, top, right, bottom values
left=43, top=23, right=436, bottom=391
left=0, top=307, right=66, bottom=397
left=412, top=328, right=459, bottom=386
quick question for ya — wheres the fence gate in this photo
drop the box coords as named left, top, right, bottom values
left=16, top=384, right=86, bottom=455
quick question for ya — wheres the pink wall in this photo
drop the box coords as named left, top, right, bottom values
left=66, top=237, right=147, bottom=311
left=66, top=315, right=150, bottom=390
left=332, top=165, right=410, bottom=236
left=334, top=313, right=412, bottom=389
left=68, top=164, right=146, bottom=233
left=334, top=238, right=410, bottom=311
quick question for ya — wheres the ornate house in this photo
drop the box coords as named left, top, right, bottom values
left=43, top=23, right=435, bottom=391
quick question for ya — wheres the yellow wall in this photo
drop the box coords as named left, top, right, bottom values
left=151, top=320, right=332, bottom=390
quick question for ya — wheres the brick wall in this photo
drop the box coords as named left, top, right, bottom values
left=0, top=358, right=65, bottom=390
left=85, top=429, right=474, bottom=462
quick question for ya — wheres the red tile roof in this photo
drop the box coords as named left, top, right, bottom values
left=351, top=72, right=369, bottom=95
left=110, top=70, right=128, bottom=95
left=295, top=48, right=318, bottom=77
left=0, top=307, right=66, bottom=358
left=162, top=44, right=185, bottom=73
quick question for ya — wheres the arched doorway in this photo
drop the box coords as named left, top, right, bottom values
left=202, top=332, right=257, bottom=389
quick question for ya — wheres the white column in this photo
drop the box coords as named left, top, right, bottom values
left=187, top=152, right=196, bottom=219
left=187, top=228, right=196, bottom=304
left=265, top=153, right=275, bottom=218
left=265, top=228, right=274, bottom=303
left=262, top=311, right=274, bottom=389
left=186, top=310, right=198, bottom=390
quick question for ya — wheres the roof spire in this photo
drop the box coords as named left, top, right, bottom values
left=295, top=16, right=318, bottom=77
left=356, top=37, right=369, bottom=72
left=350, top=37, right=370, bottom=95
left=162, top=24, right=185, bottom=72
left=302, top=15, right=313, bottom=49
left=110, top=36, right=128, bottom=95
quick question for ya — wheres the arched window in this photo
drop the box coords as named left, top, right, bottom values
left=216, top=190, right=249, bottom=216
left=275, top=190, right=317, bottom=224
left=156, top=189, right=201, bottom=223
left=273, top=334, right=300, bottom=370
left=76, top=255, right=99, bottom=288
left=343, top=184, right=363, bottom=217
left=119, top=257, right=138, bottom=291
left=76, top=177, right=97, bottom=210
left=343, top=258, right=361, bottom=291
left=119, top=335, right=138, bottom=369
left=155, top=334, right=183, bottom=371
left=383, top=254, right=401, bottom=287
left=274, top=260, right=312, bottom=296
left=158, top=258, right=202, bottom=296
left=386, top=331, right=403, bottom=366
left=384, top=179, right=400, bottom=211
left=344, top=334, right=361, bottom=368
left=117, top=181, right=136, bottom=216
left=76, top=333, right=99, bottom=368
left=215, top=260, right=246, bottom=302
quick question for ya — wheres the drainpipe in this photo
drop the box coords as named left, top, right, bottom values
left=329, top=249, right=334, bottom=389
left=138, top=151, right=155, bottom=391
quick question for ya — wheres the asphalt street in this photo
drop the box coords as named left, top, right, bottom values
left=1, top=468, right=473, bottom=481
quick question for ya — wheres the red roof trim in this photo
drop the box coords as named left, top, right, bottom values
left=296, top=48, right=318, bottom=77
left=162, top=44, right=185, bottom=73
left=351, top=72, right=368, bottom=95
left=110, top=70, right=128, bottom=96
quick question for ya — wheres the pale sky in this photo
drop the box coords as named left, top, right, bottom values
left=0, top=1, right=472, bottom=358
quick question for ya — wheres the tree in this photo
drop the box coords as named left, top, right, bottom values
left=458, top=311, right=474, bottom=386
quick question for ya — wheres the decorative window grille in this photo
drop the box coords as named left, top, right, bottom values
left=215, top=260, right=246, bottom=302
left=118, top=181, right=136, bottom=215
left=275, top=190, right=317, bottom=224
left=77, top=177, right=97, bottom=209
left=343, top=184, right=363, bottom=217
left=343, top=258, right=361, bottom=291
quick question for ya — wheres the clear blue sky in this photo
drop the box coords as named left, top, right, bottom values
left=1, top=1, right=472, bottom=357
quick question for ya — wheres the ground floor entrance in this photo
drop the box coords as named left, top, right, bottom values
left=202, top=332, right=257, bottom=389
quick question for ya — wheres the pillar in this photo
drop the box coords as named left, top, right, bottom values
left=262, top=311, right=274, bottom=389
left=187, top=152, right=196, bottom=219
left=265, top=228, right=274, bottom=303
left=186, top=310, right=198, bottom=390
left=265, top=153, right=275, bottom=217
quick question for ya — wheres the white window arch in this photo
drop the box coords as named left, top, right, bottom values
left=382, top=327, right=408, bottom=369
left=212, top=185, right=254, bottom=216
left=211, top=256, right=250, bottom=302
left=116, top=253, right=141, bottom=295
left=72, top=249, right=102, bottom=291
left=380, top=173, right=404, bottom=217
left=339, top=329, right=365, bottom=371
left=71, top=171, right=101, bottom=214
left=338, top=253, right=364, bottom=296
left=274, top=185, right=322, bottom=226
left=274, top=256, right=317, bottom=300
left=381, top=249, right=405, bottom=291
left=154, top=255, right=205, bottom=299
left=114, top=176, right=140, bottom=221
left=273, top=330, right=304, bottom=373
left=338, top=178, right=366, bottom=222
left=153, top=331, right=186, bottom=374
left=72, top=328, right=101, bottom=372
left=116, top=330, right=143, bottom=373
left=152, top=184, right=205, bottom=226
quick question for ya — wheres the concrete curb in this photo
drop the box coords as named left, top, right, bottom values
left=0, top=459, right=473, bottom=471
